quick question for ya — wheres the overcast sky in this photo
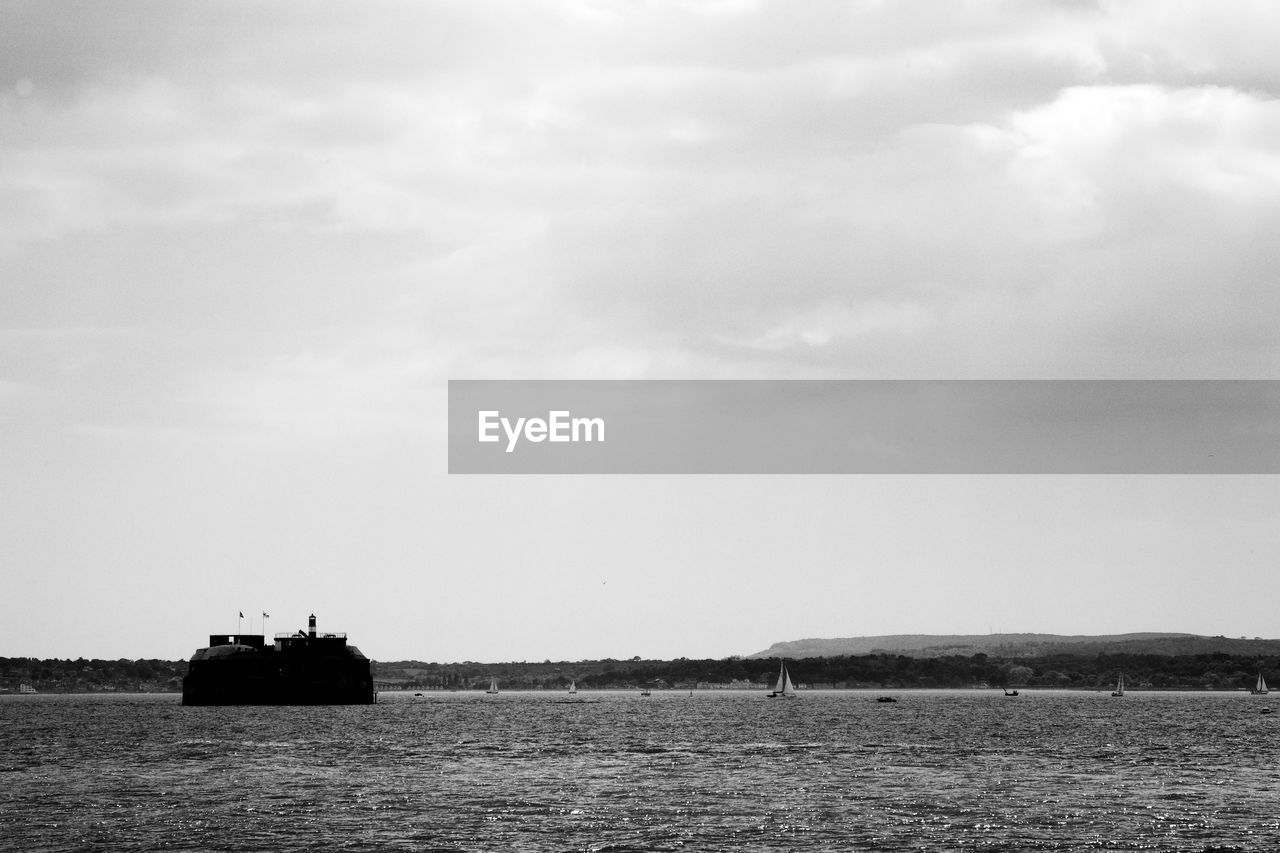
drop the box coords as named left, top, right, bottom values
left=3, top=0, right=1279, bottom=663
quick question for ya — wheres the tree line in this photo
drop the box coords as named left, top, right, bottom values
left=4, top=651, right=1276, bottom=693
left=0, top=657, right=186, bottom=693
left=371, top=651, right=1280, bottom=692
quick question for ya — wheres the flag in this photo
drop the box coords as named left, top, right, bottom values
left=263, top=612, right=269, bottom=618
left=239, top=611, right=244, bottom=618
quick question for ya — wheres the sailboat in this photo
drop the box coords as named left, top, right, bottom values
left=485, top=678, right=499, bottom=694
left=766, top=661, right=797, bottom=699
left=568, top=681, right=577, bottom=695
left=1252, top=672, right=1268, bottom=695
left=1111, top=673, right=1125, bottom=697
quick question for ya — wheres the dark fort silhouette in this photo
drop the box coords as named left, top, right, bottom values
left=181, top=614, right=375, bottom=705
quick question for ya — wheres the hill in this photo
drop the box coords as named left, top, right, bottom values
left=8, top=641, right=1280, bottom=693
left=750, top=633, right=1280, bottom=660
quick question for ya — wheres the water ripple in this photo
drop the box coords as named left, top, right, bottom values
left=0, top=691, right=1274, bottom=851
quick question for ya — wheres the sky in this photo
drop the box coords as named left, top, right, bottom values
left=2, top=0, right=1279, bottom=663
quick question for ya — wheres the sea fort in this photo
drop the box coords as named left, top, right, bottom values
left=477, top=410, right=605, bottom=452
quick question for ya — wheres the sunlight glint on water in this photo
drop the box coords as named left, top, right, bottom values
left=2, top=690, right=1277, bottom=852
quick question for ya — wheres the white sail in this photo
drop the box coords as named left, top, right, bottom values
left=1113, top=673, right=1125, bottom=696
left=1255, top=673, right=1268, bottom=695
left=568, top=681, right=577, bottom=694
left=486, top=677, right=498, bottom=694
left=773, top=663, right=787, bottom=694
left=768, top=662, right=796, bottom=697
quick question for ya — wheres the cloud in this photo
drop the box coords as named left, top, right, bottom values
left=189, top=333, right=442, bottom=438
left=0, top=377, right=41, bottom=406
left=1004, top=84, right=1280, bottom=224
left=527, top=77, right=1280, bottom=376
left=4, top=0, right=1280, bottom=661
left=3, top=0, right=1279, bottom=441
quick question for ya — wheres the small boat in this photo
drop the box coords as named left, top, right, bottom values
left=766, top=661, right=797, bottom=699
left=1252, top=672, right=1269, bottom=695
left=485, top=678, right=499, bottom=695
left=19, top=683, right=37, bottom=694
left=1262, top=707, right=1275, bottom=715
left=568, top=681, right=577, bottom=695
left=876, top=696, right=897, bottom=703
left=1111, top=673, right=1125, bottom=697
left=1003, top=688, right=1019, bottom=697
left=639, top=688, right=651, bottom=697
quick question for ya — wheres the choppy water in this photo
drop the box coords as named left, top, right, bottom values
left=2, top=690, right=1278, bottom=852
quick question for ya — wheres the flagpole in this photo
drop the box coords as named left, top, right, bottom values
left=238, top=611, right=243, bottom=637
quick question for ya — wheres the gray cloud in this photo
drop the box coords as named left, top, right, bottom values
left=4, top=0, right=1280, bottom=659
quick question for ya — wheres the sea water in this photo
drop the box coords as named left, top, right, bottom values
left=1, top=690, right=1277, bottom=852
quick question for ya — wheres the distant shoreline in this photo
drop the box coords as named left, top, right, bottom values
left=3, top=685, right=1275, bottom=698
left=6, top=645, right=1278, bottom=694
